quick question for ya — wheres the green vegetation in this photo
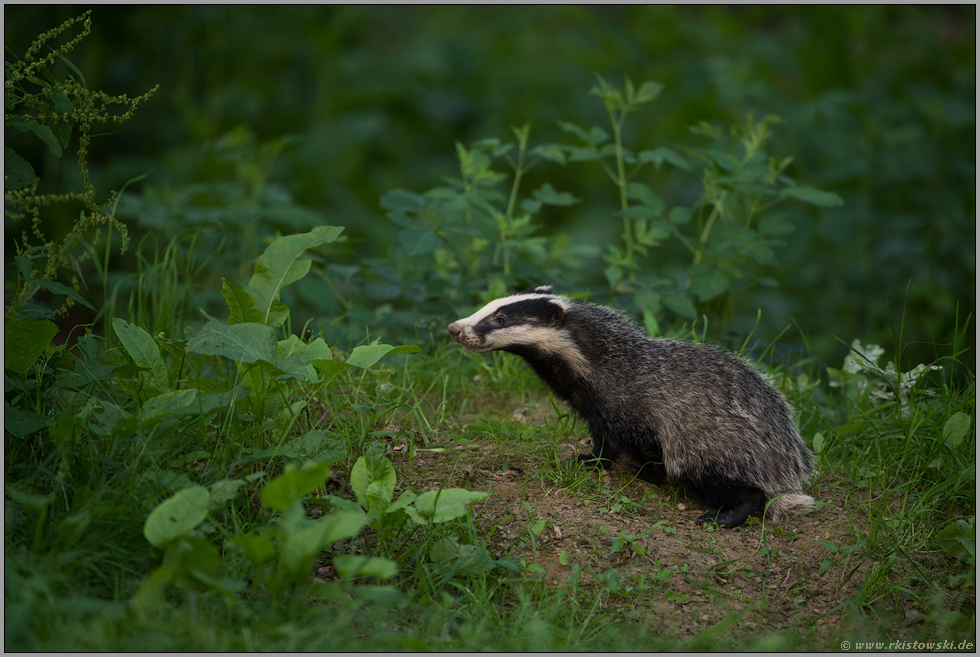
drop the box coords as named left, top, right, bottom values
left=5, top=7, right=975, bottom=652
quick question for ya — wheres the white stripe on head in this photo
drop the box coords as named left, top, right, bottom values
left=455, top=292, right=570, bottom=327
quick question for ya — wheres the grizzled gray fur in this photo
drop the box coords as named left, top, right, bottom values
left=448, top=286, right=816, bottom=528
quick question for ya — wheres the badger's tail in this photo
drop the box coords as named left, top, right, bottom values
left=765, top=493, right=816, bottom=522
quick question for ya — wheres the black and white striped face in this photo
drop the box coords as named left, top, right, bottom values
left=447, top=291, right=569, bottom=353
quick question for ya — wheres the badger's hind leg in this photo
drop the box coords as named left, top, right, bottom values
left=687, top=477, right=767, bottom=529
left=632, top=441, right=667, bottom=485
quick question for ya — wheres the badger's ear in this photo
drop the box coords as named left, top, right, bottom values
left=546, top=299, right=565, bottom=326
left=522, top=285, right=553, bottom=295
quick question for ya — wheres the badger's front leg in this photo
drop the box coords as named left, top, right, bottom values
left=633, top=439, right=667, bottom=485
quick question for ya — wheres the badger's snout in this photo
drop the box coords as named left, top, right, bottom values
left=447, top=322, right=463, bottom=343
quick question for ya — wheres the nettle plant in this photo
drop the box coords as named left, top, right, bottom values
left=366, top=76, right=842, bottom=334
left=5, top=11, right=158, bottom=321
left=372, top=123, right=583, bottom=317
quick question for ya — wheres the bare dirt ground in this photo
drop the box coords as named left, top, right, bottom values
left=383, top=395, right=970, bottom=646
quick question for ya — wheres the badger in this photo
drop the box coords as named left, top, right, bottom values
left=448, top=286, right=816, bottom=528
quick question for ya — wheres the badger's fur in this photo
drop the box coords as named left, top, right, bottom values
left=448, top=286, right=816, bottom=528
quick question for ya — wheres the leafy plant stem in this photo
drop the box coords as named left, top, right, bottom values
left=505, top=124, right=530, bottom=220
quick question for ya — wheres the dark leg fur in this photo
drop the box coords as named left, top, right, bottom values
left=687, top=479, right=767, bottom=529
left=635, top=460, right=667, bottom=485
left=577, top=436, right=666, bottom=485
left=631, top=441, right=666, bottom=485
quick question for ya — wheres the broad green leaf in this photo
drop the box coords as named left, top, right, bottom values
left=280, top=510, right=368, bottom=576
left=4, top=318, right=58, bottom=374
left=14, top=255, right=32, bottom=281
left=155, top=334, right=187, bottom=359
left=668, top=206, right=693, bottom=225
left=279, top=337, right=333, bottom=380
left=663, top=293, right=697, bottom=319
left=532, top=183, right=579, bottom=206
left=634, top=288, right=662, bottom=317
left=76, top=398, right=130, bottom=435
left=334, top=555, right=398, bottom=580
left=566, top=146, right=602, bottom=162
left=398, top=227, right=443, bottom=256
left=408, top=488, right=490, bottom=525
left=636, top=220, right=673, bottom=245
left=625, top=182, right=664, bottom=213
left=244, top=226, right=345, bottom=327
left=260, top=461, right=332, bottom=512
left=387, top=490, right=418, bottom=514
left=812, top=432, right=826, bottom=455
left=618, top=206, right=659, bottom=222
left=588, top=125, right=610, bottom=144
left=531, top=144, right=566, bottom=165
left=379, top=189, right=425, bottom=212
left=9, top=121, right=62, bottom=157
left=936, top=519, right=975, bottom=563
left=638, top=147, right=691, bottom=172
left=780, top=186, right=844, bottom=207
left=697, top=148, right=739, bottom=172
left=689, top=263, right=729, bottom=302
left=520, top=198, right=542, bottom=214
left=604, top=264, right=623, bottom=290
left=759, top=213, right=795, bottom=236
left=345, top=343, right=421, bottom=370
left=5, top=147, right=39, bottom=191
left=350, top=455, right=397, bottom=510
left=3, top=405, right=50, bottom=438
left=139, top=389, right=198, bottom=424
left=112, top=317, right=169, bottom=389
left=312, top=359, right=355, bottom=382
left=642, top=311, right=660, bottom=337
left=278, top=335, right=308, bottom=359
left=132, top=565, right=175, bottom=615
left=557, top=120, right=591, bottom=143
left=943, top=412, right=972, bottom=449
left=280, top=524, right=326, bottom=575
left=319, top=509, right=370, bottom=545
left=365, top=481, right=392, bottom=524
left=30, top=279, right=95, bottom=310
left=278, top=430, right=347, bottom=464
left=221, top=279, right=264, bottom=324
left=186, top=314, right=280, bottom=365
left=143, top=486, right=210, bottom=547
left=209, top=479, right=247, bottom=507
left=633, top=80, right=664, bottom=104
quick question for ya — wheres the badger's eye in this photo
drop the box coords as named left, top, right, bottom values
left=494, top=315, right=507, bottom=326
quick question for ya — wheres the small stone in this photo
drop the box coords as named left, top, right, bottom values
left=904, top=609, right=926, bottom=625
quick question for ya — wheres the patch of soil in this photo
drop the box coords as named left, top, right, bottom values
left=384, top=397, right=967, bottom=645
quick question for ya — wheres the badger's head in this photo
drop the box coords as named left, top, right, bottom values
left=447, top=286, right=568, bottom=353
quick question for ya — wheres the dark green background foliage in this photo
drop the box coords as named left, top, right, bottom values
left=6, top=5, right=975, bottom=365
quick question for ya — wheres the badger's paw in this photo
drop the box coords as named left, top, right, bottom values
left=695, top=509, right=757, bottom=529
